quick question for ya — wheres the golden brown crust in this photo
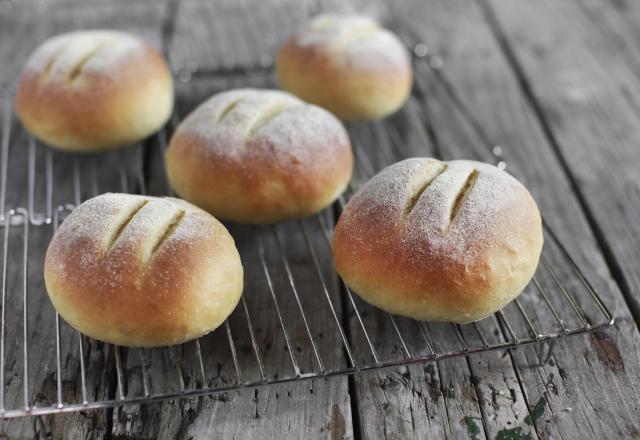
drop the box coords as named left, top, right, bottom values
left=166, top=88, right=354, bottom=224
left=16, top=30, right=173, bottom=152
left=44, top=193, right=244, bottom=347
left=276, top=14, right=412, bottom=121
left=333, top=158, right=543, bottom=323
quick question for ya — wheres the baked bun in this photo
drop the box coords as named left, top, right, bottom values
left=276, top=14, right=412, bottom=121
left=44, top=193, right=243, bottom=347
left=16, top=30, right=173, bottom=152
left=333, top=158, right=543, bottom=323
left=166, top=88, right=353, bottom=224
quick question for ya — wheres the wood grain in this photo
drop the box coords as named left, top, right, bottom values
left=392, top=0, right=640, bottom=438
left=110, top=1, right=355, bottom=438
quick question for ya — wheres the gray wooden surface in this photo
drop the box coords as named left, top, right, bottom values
left=1, top=0, right=640, bottom=438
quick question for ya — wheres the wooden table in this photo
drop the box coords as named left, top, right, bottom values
left=1, top=0, right=640, bottom=438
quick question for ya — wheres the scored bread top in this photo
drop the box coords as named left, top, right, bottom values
left=46, top=194, right=228, bottom=289
left=166, top=88, right=353, bottom=223
left=337, top=158, right=539, bottom=265
left=53, top=195, right=201, bottom=263
left=16, top=30, right=173, bottom=151
left=333, top=158, right=543, bottom=322
left=22, top=30, right=150, bottom=83
left=44, top=193, right=243, bottom=346
left=174, top=88, right=348, bottom=155
left=290, top=14, right=410, bottom=71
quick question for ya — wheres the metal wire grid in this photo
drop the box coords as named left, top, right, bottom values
left=0, top=51, right=614, bottom=418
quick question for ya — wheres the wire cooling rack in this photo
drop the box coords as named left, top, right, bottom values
left=0, top=49, right=614, bottom=418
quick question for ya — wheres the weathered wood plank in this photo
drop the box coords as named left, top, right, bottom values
left=388, top=0, right=640, bottom=438
left=476, top=1, right=640, bottom=437
left=0, top=1, right=173, bottom=437
left=332, top=2, right=547, bottom=438
left=168, top=0, right=312, bottom=75
left=483, top=0, right=640, bottom=321
left=344, top=110, right=499, bottom=440
left=346, top=105, right=541, bottom=440
left=108, top=0, right=355, bottom=437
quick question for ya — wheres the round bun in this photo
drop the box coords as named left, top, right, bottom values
left=277, top=14, right=412, bottom=121
left=44, top=193, right=243, bottom=347
left=16, top=30, right=173, bottom=152
left=166, top=88, right=353, bottom=224
left=333, top=158, right=543, bottom=323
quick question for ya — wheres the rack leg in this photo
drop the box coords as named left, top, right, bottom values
left=536, top=341, right=555, bottom=366
left=35, top=415, right=51, bottom=439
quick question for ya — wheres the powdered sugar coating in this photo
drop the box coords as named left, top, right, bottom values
left=277, top=14, right=412, bottom=121
left=166, top=88, right=354, bottom=223
left=333, top=158, right=543, bottom=323
left=298, top=14, right=379, bottom=46
left=348, top=158, right=530, bottom=264
left=172, top=89, right=346, bottom=156
left=48, top=194, right=225, bottom=294
left=24, top=30, right=148, bottom=81
left=176, top=89, right=349, bottom=164
left=44, top=193, right=244, bottom=347
left=16, top=30, right=173, bottom=151
left=293, top=14, right=410, bottom=71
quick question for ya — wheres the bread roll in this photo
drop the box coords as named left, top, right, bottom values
left=333, top=158, right=543, bottom=323
left=44, top=193, right=243, bottom=347
left=16, top=30, right=173, bottom=152
left=166, top=88, right=353, bottom=224
left=277, top=14, right=412, bottom=121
